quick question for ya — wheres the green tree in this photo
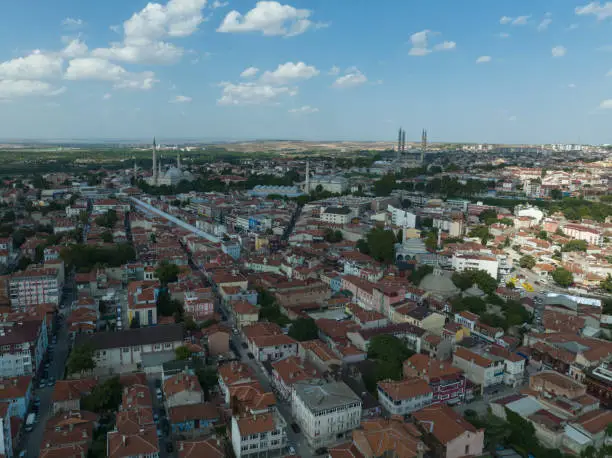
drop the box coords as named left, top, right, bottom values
left=562, top=240, right=588, bottom=252
left=537, top=230, right=548, bottom=240
left=600, top=274, right=612, bottom=293
left=365, top=227, right=397, bottom=263
left=101, top=231, right=113, bottom=243
left=356, top=238, right=370, bottom=254
left=16, top=256, right=32, bottom=271
left=323, top=228, right=343, bottom=243
left=552, top=267, right=574, bottom=287
left=519, top=255, right=536, bottom=270
left=95, top=209, right=118, bottom=229
left=550, top=188, right=562, bottom=200
left=175, top=346, right=192, bottom=360
left=479, top=209, right=498, bottom=225
left=469, top=225, right=491, bottom=245
left=156, top=289, right=183, bottom=317
left=196, top=365, right=219, bottom=401
left=411, top=265, right=433, bottom=284
left=155, top=260, right=180, bottom=285
left=368, top=335, right=414, bottom=365
left=67, top=343, right=96, bottom=375
left=452, top=271, right=474, bottom=291
left=288, top=318, right=319, bottom=341
left=373, top=174, right=397, bottom=197
left=81, top=376, right=122, bottom=414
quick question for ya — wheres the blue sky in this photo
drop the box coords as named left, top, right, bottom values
left=1, top=0, right=612, bottom=144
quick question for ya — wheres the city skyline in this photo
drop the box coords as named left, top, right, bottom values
left=2, top=1, right=612, bottom=144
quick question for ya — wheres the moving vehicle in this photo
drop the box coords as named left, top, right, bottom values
left=25, top=413, right=36, bottom=432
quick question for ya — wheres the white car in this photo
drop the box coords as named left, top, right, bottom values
left=288, top=446, right=296, bottom=455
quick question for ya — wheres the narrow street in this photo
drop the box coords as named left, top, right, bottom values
left=20, top=273, right=74, bottom=457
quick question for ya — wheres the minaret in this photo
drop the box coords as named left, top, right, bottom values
left=177, top=152, right=181, bottom=169
left=158, top=155, right=162, bottom=182
left=397, top=128, right=402, bottom=161
left=401, top=130, right=406, bottom=153
left=133, top=156, right=137, bottom=181
left=305, top=161, right=310, bottom=193
left=152, top=137, right=158, bottom=185
left=421, top=129, right=427, bottom=163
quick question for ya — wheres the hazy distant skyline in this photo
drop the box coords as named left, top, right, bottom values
left=1, top=1, right=612, bottom=144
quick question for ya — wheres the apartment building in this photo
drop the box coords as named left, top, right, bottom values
left=9, top=268, right=61, bottom=310
left=377, top=378, right=433, bottom=415
left=231, top=409, right=288, bottom=458
left=562, top=224, right=603, bottom=246
left=126, top=281, right=158, bottom=327
left=0, top=375, right=33, bottom=418
left=77, top=325, right=184, bottom=374
left=451, top=253, right=498, bottom=279
left=291, top=381, right=362, bottom=448
left=0, top=319, right=48, bottom=378
left=388, top=205, right=417, bottom=228
left=0, top=403, right=12, bottom=458
left=404, top=354, right=466, bottom=405
left=452, top=347, right=504, bottom=392
left=320, top=207, right=352, bottom=225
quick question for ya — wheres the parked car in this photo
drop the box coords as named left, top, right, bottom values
left=290, top=422, right=301, bottom=434
left=38, top=379, right=47, bottom=389
left=288, top=446, right=296, bottom=455
left=48, top=376, right=56, bottom=386
left=247, top=352, right=255, bottom=359
left=315, top=448, right=328, bottom=456
left=166, top=442, right=173, bottom=453
left=241, top=342, right=248, bottom=349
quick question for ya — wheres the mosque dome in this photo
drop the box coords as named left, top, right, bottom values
left=419, top=268, right=460, bottom=298
left=165, top=167, right=183, bottom=180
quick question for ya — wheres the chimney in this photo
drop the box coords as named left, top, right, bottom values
left=179, top=442, right=184, bottom=451
left=122, top=435, right=127, bottom=446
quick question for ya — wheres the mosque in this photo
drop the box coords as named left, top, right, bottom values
left=146, top=138, right=194, bottom=187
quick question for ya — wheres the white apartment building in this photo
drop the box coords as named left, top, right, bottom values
left=77, top=325, right=184, bottom=374
left=451, top=253, right=499, bottom=280
left=388, top=205, right=417, bottom=228
left=291, top=381, right=362, bottom=448
left=9, top=268, right=61, bottom=310
left=0, top=403, right=12, bottom=458
left=320, top=207, right=352, bottom=225
left=453, top=347, right=505, bottom=392
left=377, top=378, right=433, bottom=416
left=309, top=175, right=349, bottom=194
left=562, top=224, right=603, bottom=246
left=0, top=319, right=48, bottom=378
left=231, top=409, right=288, bottom=458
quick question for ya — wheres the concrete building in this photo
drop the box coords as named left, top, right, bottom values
left=388, top=205, right=417, bottom=228
left=231, top=409, right=287, bottom=458
left=320, top=206, right=352, bottom=225
left=377, top=378, right=433, bottom=415
left=0, top=319, right=48, bottom=378
left=291, top=381, right=362, bottom=448
left=451, top=253, right=499, bottom=279
left=9, top=267, right=61, bottom=310
left=76, top=325, right=184, bottom=374
left=452, top=347, right=504, bottom=392
left=0, top=403, right=12, bottom=458
left=309, top=175, right=349, bottom=194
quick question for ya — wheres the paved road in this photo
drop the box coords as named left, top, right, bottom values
left=20, top=279, right=73, bottom=457
left=146, top=378, right=172, bottom=458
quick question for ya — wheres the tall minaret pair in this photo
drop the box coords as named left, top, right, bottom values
left=152, top=137, right=158, bottom=186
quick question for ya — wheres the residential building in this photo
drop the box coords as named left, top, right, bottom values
left=126, top=281, right=158, bottom=327
left=388, top=205, right=417, bottom=228
left=563, top=409, right=612, bottom=455
left=233, top=301, right=259, bottom=329
left=271, top=356, right=321, bottom=400
left=177, top=438, right=224, bottom=458
left=413, top=405, right=484, bottom=458
left=452, top=347, right=504, bottom=392
left=168, top=403, right=220, bottom=438
left=0, top=375, right=32, bottom=418
left=183, top=289, right=214, bottom=322
left=584, top=360, right=612, bottom=409
left=404, top=354, right=466, bottom=405
left=451, top=253, right=498, bottom=279
left=377, top=378, right=433, bottom=415
left=0, top=403, right=11, bottom=458
left=562, top=224, right=603, bottom=246
left=76, top=325, right=184, bottom=374
left=230, top=409, right=288, bottom=458
left=321, top=207, right=352, bottom=225
left=0, top=319, right=48, bottom=378
left=345, top=417, right=427, bottom=458
left=163, top=373, right=205, bottom=409
left=9, top=268, right=60, bottom=309
left=51, top=378, right=97, bottom=414
left=243, top=323, right=298, bottom=362
left=291, top=381, right=362, bottom=448
left=107, top=425, right=160, bottom=458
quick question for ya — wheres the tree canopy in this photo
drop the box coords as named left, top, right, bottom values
left=67, top=343, right=96, bottom=375
left=552, top=267, right=574, bottom=287
left=95, top=209, right=119, bottom=229
left=364, top=227, right=398, bottom=264
left=452, top=269, right=498, bottom=294
left=81, top=376, right=122, bottom=414
left=519, top=255, right=536, bottom=270
left=156, top=260, right=180, bottom=285
left=562, top=240, right=588, bottom=252
left=175, top=345, right=192, bottom=361
left=156, top=289, right=183, bottom=318
left=60, top=243, right=135, bottom=272
left=288, top=318, right=319, bottom=341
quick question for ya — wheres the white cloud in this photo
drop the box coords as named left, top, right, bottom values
left=211, top=0, right=228, bottom=8
left=500, top=15, right=531, bottom=26
left=537, top=17, right=552, bottom=31
left=498, top=32, right=510, bottom=38
left=512, top=15, right=530, bottom=25
left=476, top=55, right=492, bottom=64
left=103, top=93, right=112, bottom=99
left=433, top=41, right=456, bottom=51
left=552, top=45, right=567, bottom=57
left=288, top=105, right=318, bottom=114
left=576, top=2, right=612, bottom=20
left=171, top=95, right=192, bottom=103
left=64, top=57, right=157, bottom=90
left=332, top=68, right=367, bottom=88
left=0, top=80, right=65, bottom=99
left=408, top=30, right=456, bottom=56
left=240, top=66, right=259, bottom=78
left=567, top=23, right=579, bottom=30
left=92, top=0, right=207, bottom=64
left=0, top=50, right=64, bottom=80
left=508, top=115, right=517, bottom=121
left=599, top=99, right=612, bottom=109
left=62, top=17, right=84, bottom=28
left=217, top=81, right=293, bottom=105
left=568, top=83, right=576, bottom=88
left=328, top=65, right=340, bottom=76
left=259, top=61, right=319, bottom=85
left=217, top=1, right=315, bottom=36
left=61, top=39, right=89, bottom=58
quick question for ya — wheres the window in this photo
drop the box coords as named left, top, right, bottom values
left=249, top=444, right=257, bottom=450
left=122, top=347, right=130, bottom=353
left=164, top=343, right=172, bottom=349
left=465, top=445, right=469, bottom=455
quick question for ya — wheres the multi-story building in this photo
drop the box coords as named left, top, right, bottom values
left=320, top=207, right=352, bottom=225
left=291, top=381, right=362, bottom=448
left=231, top=409, right=288, bottom=458
left=183, top=289, right=214, bottom=322
left=126, top=281, right=158, bottom=327
left=377, top=378, right=433, bottom=415
left=0, top=403, right=12, bottom=458
left=0, top=319, right=47, bottom=378
left=584, top=360, right=612, bottom=409
left=0, top=375, right=33, bottom=418
left=451, top=253, right=498, bottom=279
left=9, top=268, right=60, bottom=310
left=404, top=354, right=466, bottom=405
left=309, top=175, right=349, bottom=194
left=388, top=205, right=417, bottom=228
left=562, top=224, right=603, bottom=246
left=77, top=325, right=184, bottom=374
left=452, top=347, right=504, bottom=392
